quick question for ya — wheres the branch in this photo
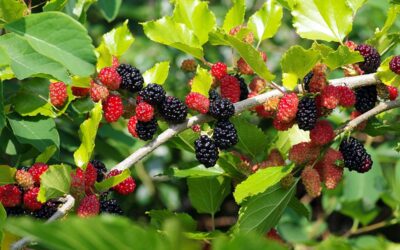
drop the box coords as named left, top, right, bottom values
left=112, top=73, right=381, bottom=171
left=11, top=195, right=75, bottom=250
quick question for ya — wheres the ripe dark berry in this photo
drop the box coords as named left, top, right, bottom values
left=49, top=82, right=68, bottom=108
left=138, top=83, right=166, bottom=105
left=194, top=135, right=219, bottom=167
left=98, top=67, right=121, bottom=90
left=296, top=97, right=317, bottom=131
left=90, top=160, right=107, bottom=182
left=0, top=184, right=22, bottom=207
left=211, top=62, right=228, bottom=80
left=106, top=170, right=136, bottom=195
left=208, top=98, right=235, bottom=120
left=235, top=75, right=249, bottom=101
left=355, top=86, right=377, bottom=113
left=100, top=199, right=123, bottom=215
left=102, top=94, right=124, bottom=123
left=212, top=120, right=238, bottom=150
left=303, top=71, right=313, bottom=91
left=389, top=56, right=400, bottom=74
left=339, top=137, right=373, bottom=173
left=159, top=96, right=188, bottom=123
left=136, top=118, right=158, bottom=141
left=32, top=201, right=59, bottom=219
left=5, top=206, right=26, bottom=217
left=116, top=64, right=144, bottom=93
left=355, top=44, right=381, bottom=74
left=208, top=89, right=221, bottom=102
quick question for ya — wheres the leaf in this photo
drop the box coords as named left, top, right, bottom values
left=276, top=0, right=295, bottom=10
left=43, top=0, right=68, bottom=11
left=142, top=16, right=204, bottom=59
left=0, top=165, right=16, bottom=185
left=340, top=201, right=379, bottom=225
left=7, top=114, right=60, bottom=152
left=5, top=216, right=170, bottom=250
left=323, top=45, right=364, bottom=70
left=95, top=43, right=113, bottom=71
left=169, top=165, right=224, bottom=178
left=371, top=5, right=400, bottom=41
left=346, top=0, right=367, bottom=13
left=147, top=210, right=197, bottom=231
left=377, top=56, right=400, bottom=87
left=172, top=0, right=216, bottom=45
left=0, top=34, right=70, bottom=82
left=234, top=183, right=296, bottom=234
left=97, top=0, right=122, bottom=22
left=222, top=0, right=245, bottom=33
left=12, top=78, right=75, bottom=117
left=217, top=152, right=247, bottom=180
left=248, top=0, right=283, bottom=42
left=292, top=0, right=354, bottom=42
left=0, top=203, right=5, bottom=245
left=94, top=169, right=131, bottom=192
left=288, top=196, right=311, bottom=220
left=281, top=45, right=320, bottom=90
left=35, top=145, right=58, bottom=164
left=0, top=81, right=5, bottom=134
left=102, top=20, right=134, bottom=57
left=316, top=236, right=352, bottom=250
left=213, top=233, right=287, bottom=250
left=0, top=0, right=28, bottom=25
left=6, top=12, right=96, bottom=77
left=37, top=164, right=71, bottom=203
left=143, top=61, right=170, bottom=85
left=65, top=0, right=96, bottom=22
left=187, top=176, right=231, bottom=215
left=274, top=125, right=310, bottom=154
left=231, top=116, right=269, bottom=159
left=73, top=102, right=103, bottom=168
left=234, top=165, right=294, bottom=204
left=191, top=66, right=213, bottom=97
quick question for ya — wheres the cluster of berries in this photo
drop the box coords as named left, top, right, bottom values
left=0, top=163, right=57, bottom=219
left=71, top=160, right=135, bottom=217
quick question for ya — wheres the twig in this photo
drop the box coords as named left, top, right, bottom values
left=112, top=73, right=381, bottom=171
left=346, top=217, right=399, bottom=236
left=11, top=195, right=75, bottom=250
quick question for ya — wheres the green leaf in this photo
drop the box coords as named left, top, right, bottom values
left=234, top=165, right=294, bottom=204
left=142, top=16, right=204, bottom=59
left=172, top=0, right=216, bottom=45
left=143, top=61, right=170, bottom=85
left=0, top=81, right=5, bottom=134
left=94, top=169, right=130, bottom=192
left=147, top=210, right=197, bottom=231
left=275, top=125, right=310, bottom=155
left=37, top=164, right=71, bottom=203
left=35, top=145, right=58, bottom=164
left=191, top=66, right=213, bottom=97
left=73, top=102, right=103, bottom=168
left=340, top=201, right=379, bottom=225
left=323, top=45, right=364, bottom=70
left=371, top=5, right=400, bottom=42
left=316, top=236, right=352, bottom=250
left=5, top=12, right=96, bottom=77
left=97, top=0, right=122, bottom=22
left=0, top=0, right=28, bottom=25
left=276, top=0, right=295, bottom=10
left=169, top=165, right=224, bottom=178
left=65, top=0, right=96, bottom=22
left=43, top=0, right=68, bottom=11
left=311, top=42, right=335, bottom=58
left=95, top=43, right=113, bottom=71
left=222, top=0, right=245, bottom=33
left=377, top=56, right=400, bottom=87
left=248, top=0, right=283, bottom=42
left=288, top=196, right=311, bottom=220
left=166, top=126, right=197, bottom=153
left=281, top=45, right=320, bottom=90
left=0, top=203, right=5, bottom=245
left=0, top=165, right=16, bottom=185
left=102, top=20, right=134, bottom=57
left=292, top=0, right=354, bottom=42
left=12, top=78, right=75, bottom=117
left=0, top=34, right=70, bottom=82
left=7, top=114, right=60, bottom=152
left=187, top=176, right=231, bottom=215
left=234, top=183, right=296, bottom=234
left=231, top=116, right=269, bottom=159
left=346, top=0, right=367, bottom=13
left=5, top=216, right=170, bottom=250
left=213, top=233, right=287, bottom=250
left=217, top=152, right=247, bottom=180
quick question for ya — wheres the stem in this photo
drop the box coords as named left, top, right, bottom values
left=349, top=218, right=399, bottom=236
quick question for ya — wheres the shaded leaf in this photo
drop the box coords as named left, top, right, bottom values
left=43, top=0, right=68, bottom=11
left=35, top=145, right=58, bottom=164
left=97, top=0, right=122, bottom=22
left=0, top=165, right=16, bottom=185
left=147, top=210, right=197, bottom=231
left=213, top=233, right=287, bottom=250
left=288, top=197, right=311, bottom=220
left=0, top=81, right=5, bottom=134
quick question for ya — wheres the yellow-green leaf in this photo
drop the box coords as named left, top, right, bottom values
left=248, top=0, right=283, bottom=42
left=95, top=169, right=131, bottom=192
left=0, top=165, right=16, bottom=185
left=323, top=45, right=363, bottom=70
left=377, top=56, right=400, bottom=87
left=37, top=164, right=71, bottom=203
left=103, top=20, right=134, bottom=57
left=143, top=61, right=170, bottom=85
left=222, top=0, right=245, bottom=33
left=191, top=66, right=212, bottom=97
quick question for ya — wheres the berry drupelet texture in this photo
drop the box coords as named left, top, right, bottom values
left=100, top=199, right=123, bottom=215
left=212, top=120, right=238, bottom=150
left=49, top=82, right=68, bottom=108
left=28, top=163, right=48, bottom=185
left=102, top=94, right=124, bottom=123
left=296, top=97, right=317, bottom=131
left=116, top=64, right=144, bottom=93
left=159, top=96, right=188, bottom=123
left=220, top=75, right=241, bottom=103
left=210, top=62, right=228, bottom=80
left=194, top=135, right=219, bottom=167
left=136, top=118, right=158, bottom=141
left=90, top=160, right=108, bottom=182
left=389, top=56, right=400, bottom=74
left=303, top=71, right=313, bottom=92
left=0, top=184, right=22, bottom=207
left=340, top=137, right=373, bottom=173
left=355, top=44, right=381, bottom=73
left=185, top=92, right=210, bottom=114
left=135, top=101, right=155, bottom=122
left=355, top=85, right=377, bottom=113
left=138, top=83, right=166, bottom=105
left=208, top=98, right=235, bottom=120
left=127, top=116, right=138, bottom=138
left=33, top=201, right=59, bottom=219
left=235, top=75, right=249, bottom=101
left=276, top=93, right=299, bottom=123
left=208, top=89, right=221, bottom=102
left=107, top=170, right=136, bottom=195
left=98, top=67, right=121, bottom=90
